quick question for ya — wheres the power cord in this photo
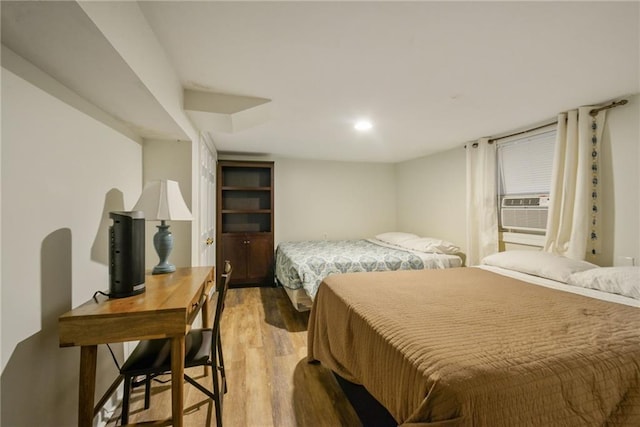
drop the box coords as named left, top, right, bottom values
left=92, top=290, right=111, bottom=302
left=105, top=343, right=121, bottom=371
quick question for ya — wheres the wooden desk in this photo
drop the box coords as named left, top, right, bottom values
left=59, top=266, right=215, bottom=427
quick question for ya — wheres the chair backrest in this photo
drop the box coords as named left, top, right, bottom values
left=211, top=260, right=232, bottom=341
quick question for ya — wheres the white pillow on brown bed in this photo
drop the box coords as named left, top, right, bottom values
left=481, top=250, right=598, bottom=283
left=375, top=232, right=419, bottom=246
left=567, top=267, right=640, bottom=300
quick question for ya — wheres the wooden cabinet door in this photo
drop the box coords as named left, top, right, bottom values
left=246, top=234, right=274, bottom=285
left=220, top=234, right=248, bottom=283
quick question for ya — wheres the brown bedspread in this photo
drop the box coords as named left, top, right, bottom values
left=307, top=267, right=640, bottom=426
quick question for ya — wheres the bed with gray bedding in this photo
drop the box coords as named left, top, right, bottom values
left=275, top=238, right=462, bottom=310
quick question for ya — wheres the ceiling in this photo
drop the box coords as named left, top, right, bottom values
left=2, top=1, right=638, bottom=163
left=1, top=1, right=189, bottom=141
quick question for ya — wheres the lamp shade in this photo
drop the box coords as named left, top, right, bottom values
left=133, top=180, right=192, bottom=221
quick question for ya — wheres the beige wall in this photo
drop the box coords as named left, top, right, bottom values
left=1, top=59, right=142, bottom=425
left=274, top=157, right=397, bottom=244
left=395, top=147, right=467, bottom=253
left=599, top=93, right=640, bottom=266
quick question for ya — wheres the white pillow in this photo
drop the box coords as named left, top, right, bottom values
left=480, top=250, right=598, bottom=283
left=401, top=237, right=460, bottom=255
left=374, top=232, right=419, bottom=246
left=567, top=267, right=640, bottom=300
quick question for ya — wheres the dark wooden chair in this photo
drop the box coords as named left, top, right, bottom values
left=119, top=261, right=232, bottom=426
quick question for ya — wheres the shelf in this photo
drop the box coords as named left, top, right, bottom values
left=222, top=209, right=271, bottom=214
left=222, top=186, right=271, bottom=191
left=222, top=167, right=271, bottom=187
left=221, top=189, right=271, bottom=210
left=221, top=231, right=272, bottom=235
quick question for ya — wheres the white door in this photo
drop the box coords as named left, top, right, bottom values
left=199, top=136, right=216, bottom=267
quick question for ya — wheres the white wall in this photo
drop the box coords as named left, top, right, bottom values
left=1, top=60, right=142, bottom=425
left=395, top=148, right=467, bottom=253
left=600, top=93, right=640, bottom=266
left=395, top=94, right=640, bottom=266
left=140, top=139, right=193, bottom=271
left=269, top=157, right=396, bottom=244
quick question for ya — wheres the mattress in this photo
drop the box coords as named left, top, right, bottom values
left=307, top=267, right=640, bottom=426
left=275, top=239, right=462, bottom=301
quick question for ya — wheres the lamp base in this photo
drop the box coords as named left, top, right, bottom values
left=152, top=220, right=176, bottom=275
left=152, top=263, right=176, bottom=275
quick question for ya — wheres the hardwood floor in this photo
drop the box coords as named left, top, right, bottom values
left=106, top=286, right=362, bottom=426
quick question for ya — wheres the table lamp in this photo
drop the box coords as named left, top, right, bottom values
left=133, top=179, right=192, bottom=274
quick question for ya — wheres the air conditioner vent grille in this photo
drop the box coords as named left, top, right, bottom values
left=500, top=195, right=549, bottom=232
left=503, top=197, right=541, bottom=207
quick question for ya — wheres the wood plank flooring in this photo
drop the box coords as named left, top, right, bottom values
left=106, top=286, right=362, bottom=426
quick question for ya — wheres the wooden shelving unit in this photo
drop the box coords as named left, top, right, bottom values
left=216, top=161, right=274, bottom=287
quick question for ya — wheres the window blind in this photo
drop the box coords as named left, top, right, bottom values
left=498, top=129, right=556, bottom=196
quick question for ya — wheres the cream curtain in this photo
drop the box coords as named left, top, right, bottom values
left=465, top=138, right=498, bottom=266
left=544, top=107, right=606, bottom=260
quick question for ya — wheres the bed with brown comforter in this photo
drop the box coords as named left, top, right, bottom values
left=307, top=267, right=640, bottom=426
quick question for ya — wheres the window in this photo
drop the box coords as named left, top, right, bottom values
left=497, top=126, right=556, bottom=236
left=497, top=128, right=556, bottom=196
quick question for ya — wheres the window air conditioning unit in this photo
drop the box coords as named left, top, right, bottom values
left=500, top=195, right=549, bottom=232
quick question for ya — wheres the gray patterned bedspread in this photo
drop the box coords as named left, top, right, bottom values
left=275, top=239, right=456, bottom=299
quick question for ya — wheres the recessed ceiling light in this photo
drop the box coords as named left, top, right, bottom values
left=354, top=120, right=373, bottom=131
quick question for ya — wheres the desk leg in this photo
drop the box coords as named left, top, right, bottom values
left=171, top=335, right=185, bottom=427
left=78, top=345, right=97, bottom=427
left=202, top=295, right=212, bottom=377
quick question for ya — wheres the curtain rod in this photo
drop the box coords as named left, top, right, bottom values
left=466, top=124, right=554, bottom=148
left=589, top=99, right=628, bottom=117
left=487, top=121, right=557, bottom=144
left=471, top=98, right=629, bottom=147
